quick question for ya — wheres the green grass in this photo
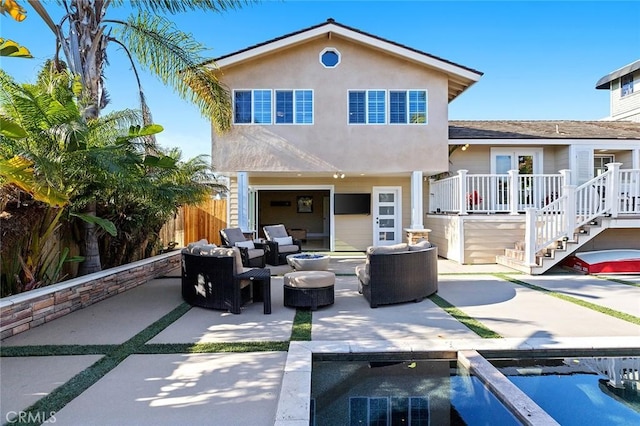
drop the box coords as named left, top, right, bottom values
left=428, top=294, right=502, bottom=338
left=496, top=274, right=640, bottom=326
left=291, top=309, right=313, bottom=341
left=0, top=345, right=116, bottom=357
left=139, top=341, right=290, bottom=354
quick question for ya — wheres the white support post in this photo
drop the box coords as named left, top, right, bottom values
left=524, top=208, right=537, bottom=266
left=559, top=169, right=571, bottom=189
left=410, top=171, right=424, bottom=229
left=237, top=171, right=249, bottom=232
left=458, top=169, right=468, bottom=215
left=564, top=185, right=576, bottom=239
left=508, top=169, right=519, bottom=215
left=606, top=162, right=622, bottom=218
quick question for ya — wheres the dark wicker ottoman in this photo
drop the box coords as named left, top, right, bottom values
left=283, top=271, right=335, bottom=310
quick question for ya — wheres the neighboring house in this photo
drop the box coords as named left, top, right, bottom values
left=209, top=19, right=640, bottom=274
left=596, top=60, right=640, bottom=122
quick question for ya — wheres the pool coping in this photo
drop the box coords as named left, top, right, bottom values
left=274, top=336, right=640, bottom=425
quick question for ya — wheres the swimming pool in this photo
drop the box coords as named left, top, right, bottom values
left=491, top=356, right=640, bottom=426
left=273, top=338, right=640, bottom=425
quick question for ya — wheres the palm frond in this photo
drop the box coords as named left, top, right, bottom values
left=122, top=0, right=252, bottom=14
left=110, top=12, right=231, bottom=132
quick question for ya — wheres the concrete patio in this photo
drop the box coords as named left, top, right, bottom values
left=1, top=255, right=639, bottom=425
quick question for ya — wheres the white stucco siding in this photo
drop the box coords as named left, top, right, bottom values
left=212, top=36, right=449, bottom=174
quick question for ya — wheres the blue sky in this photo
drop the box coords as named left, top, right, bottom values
left=2, top=1, right=639, bottom=160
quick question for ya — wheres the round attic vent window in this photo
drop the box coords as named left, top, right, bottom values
left=320, top=48, right=340, bottom=68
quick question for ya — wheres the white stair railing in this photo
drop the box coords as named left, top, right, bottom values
left=526, top=169, right=613, bottom=265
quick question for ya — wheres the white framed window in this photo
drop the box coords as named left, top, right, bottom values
left=348, top=90, right=386, bottom=124
left=621, top=74, right=634, bottom=97
left=319, top=47, right=341, bottom=68
left=233, top=89, right=272, bottom=124
left=348, top=89, right=428, bottom=124
left=275, top=90, right=314, bottom=124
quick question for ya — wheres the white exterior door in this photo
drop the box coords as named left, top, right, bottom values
left=491, top=148, right=542, bottom=210
left=373, top=187, right=402, bottom=246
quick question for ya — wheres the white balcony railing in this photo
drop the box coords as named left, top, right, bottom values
left=430, top=163, right=640, bottom=266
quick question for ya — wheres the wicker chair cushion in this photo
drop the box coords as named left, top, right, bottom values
left=235, top=240, right=255, bottom=249
left=220, top=227, right=246, bottom=245
left=264, top=224, right=288, bottom=239
left=284, top=271, right=335, bottom=288
left=277, top=244, right=300, bottom=254
left=246, top=248, right=266, bottom=259
left=273, top=236, right=293, bottom=245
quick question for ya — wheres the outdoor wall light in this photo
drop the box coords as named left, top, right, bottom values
left=461, top=143, right=470, bottom=151
left=333, top=172, right=345, bottom=179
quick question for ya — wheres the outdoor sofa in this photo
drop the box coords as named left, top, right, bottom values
left=181, top=240, right=271, bottom=314
left=355, top=240, right=438, bottom=308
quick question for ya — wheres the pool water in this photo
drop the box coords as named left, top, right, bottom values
left=491, top=357, right=640, bottom=426
left=311, top=358, right=519, bottom=426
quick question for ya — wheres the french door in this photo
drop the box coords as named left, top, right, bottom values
left=491, top=148, right=542, bottom=210
left=373, top=187, right=402, bottom=246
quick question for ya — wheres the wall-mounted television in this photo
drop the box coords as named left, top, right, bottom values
left=334, top=193, right=371, bottom=215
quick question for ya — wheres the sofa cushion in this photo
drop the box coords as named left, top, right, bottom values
left=366, top=243, right=408, bottom=255
left=278, top=244, right=300, bottom=254
left=186, top=238, right=209, bottom=253
left=355, top=263, right=369, bottom=286
left=235, top=240, right=255, bottom=249
left=409, top=240, right=433, bottom=251
left=197, top=246, right=243, bottom=272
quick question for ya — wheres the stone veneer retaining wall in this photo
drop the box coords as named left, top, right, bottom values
left=0, top=251, right=181, bottom=340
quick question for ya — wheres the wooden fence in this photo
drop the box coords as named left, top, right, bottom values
left=159, top=198, right=227, bottom=247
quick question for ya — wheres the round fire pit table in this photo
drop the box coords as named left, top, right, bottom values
left=286, top=253, right=330, bottom=271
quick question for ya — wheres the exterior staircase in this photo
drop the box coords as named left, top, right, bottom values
left=496, top=217, right=608, bottom=275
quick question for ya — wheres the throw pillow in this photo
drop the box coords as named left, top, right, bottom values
left=273, top=236, right=293, bottom=245
left=235, top=240, right=255, bottom=249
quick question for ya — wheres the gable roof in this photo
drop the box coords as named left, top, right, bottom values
left=595, top=60, right=640, bottom=90
left=210, top=19, right=483, bottom=102
left=449, top=120, right=640, bottom=140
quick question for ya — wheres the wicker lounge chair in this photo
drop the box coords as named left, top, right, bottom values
left=263, top=224, right=302, bottom=265
left=220, top=227, right=268, bottom=268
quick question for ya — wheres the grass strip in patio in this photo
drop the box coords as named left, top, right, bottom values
left=428, top=294, right=502, bottom=339
left=139, top=341, right=289, bottom=354
left=11, top=302, right=192, bottom=426
left=291, top=309, right=312, bottom=341
left=496, top=274, right=640, bottom=326
left=0, top=344, right=115, bottom=357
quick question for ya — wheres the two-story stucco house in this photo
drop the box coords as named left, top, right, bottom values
left=208, top=20, right=640, bottom=274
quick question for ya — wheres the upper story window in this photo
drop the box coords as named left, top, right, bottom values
left=348, top=90, right=386, bottom=124
left=621, top=74, right=634, bottom=97
left=234, top=90, right=272, bottom=124
left=349, top=89, right=427, bottom=124
left=234, top=89, right=313, bottom=125
left=320, top=48, right=340, bottom=68
left=275, top=90, right=314, bottom=124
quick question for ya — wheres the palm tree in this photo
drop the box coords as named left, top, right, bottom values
left=17, top=0, right=253, bottom=274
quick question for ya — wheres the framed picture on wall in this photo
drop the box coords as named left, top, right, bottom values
left=297, top=196, right=313, bottom=213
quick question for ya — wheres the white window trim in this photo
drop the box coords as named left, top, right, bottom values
left=388, top=89, right=428, bottom=125
left=273, top=89, right=314, bottom=125
left=233, top=89, right=273, bottom=125
left=347, top=89, right=387, bottom=125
